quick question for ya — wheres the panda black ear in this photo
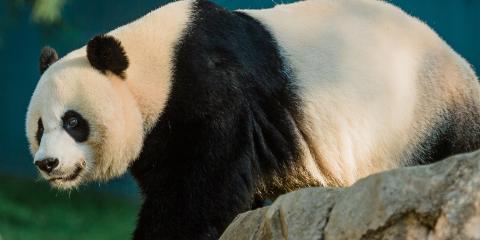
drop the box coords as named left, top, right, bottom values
left=39, top=46, right=59, bottom=74
left=87, top=35, right=129, bottom=79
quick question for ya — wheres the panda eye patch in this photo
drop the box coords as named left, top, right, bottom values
left=36, top=118, right=44, bottom=145
left=62, top=110, right=89, bottom=142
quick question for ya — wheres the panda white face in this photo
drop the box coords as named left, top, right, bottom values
left=26, top=38, right=144, bottom=190
left=33, top=108, right=92, bottom=189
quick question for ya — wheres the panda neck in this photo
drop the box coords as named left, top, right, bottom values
left=109, top=0, right=194, bottom=131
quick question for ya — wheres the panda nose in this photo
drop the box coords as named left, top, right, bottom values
left=35, top=158, right=59, bottom=173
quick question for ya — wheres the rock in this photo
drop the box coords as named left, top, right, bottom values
left=220, top=150, right=480, bottom=240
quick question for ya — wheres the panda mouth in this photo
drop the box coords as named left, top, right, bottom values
left=49, top=166, right=83, bottom=182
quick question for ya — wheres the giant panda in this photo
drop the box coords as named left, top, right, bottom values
left=26, top=0, right=480, bottom=239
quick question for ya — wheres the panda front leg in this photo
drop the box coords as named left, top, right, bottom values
left=130, top=116, right=258, bottom=240
left=132, top=163, right=255, bottom=240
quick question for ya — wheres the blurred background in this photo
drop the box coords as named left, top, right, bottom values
left=0, top=0, right=478, bottom=239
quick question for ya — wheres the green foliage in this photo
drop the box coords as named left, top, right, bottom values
left=5, top=0, right=66, bottom=24
left=32, top=0, right=66, bottom=24
left=0, top=174, right=139, bottom=240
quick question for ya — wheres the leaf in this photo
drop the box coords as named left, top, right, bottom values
left=32, top=0, right=66, bottom=24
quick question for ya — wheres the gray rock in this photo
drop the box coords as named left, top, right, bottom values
left=220, top=150, right=480, bottom=240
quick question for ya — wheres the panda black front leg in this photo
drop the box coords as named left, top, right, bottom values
left=130, top=103, right=259, bottom=239
left=131, top=165, right=256, bottom=240
left=132, top=172, right=253, bottom=240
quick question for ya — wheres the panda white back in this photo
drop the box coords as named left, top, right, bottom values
left=241, top=0, right=480, bottom=186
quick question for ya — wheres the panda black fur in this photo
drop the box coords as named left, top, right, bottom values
left=26, top=0, right=480, bottom=239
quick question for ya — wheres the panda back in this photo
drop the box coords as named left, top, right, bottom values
left=241, top=0, right=480, bottom=184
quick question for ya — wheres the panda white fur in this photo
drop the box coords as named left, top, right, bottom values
left=26, top=0, right=480, bottom=239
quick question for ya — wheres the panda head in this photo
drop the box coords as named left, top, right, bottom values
left=26, top=35, right=144, bottom=189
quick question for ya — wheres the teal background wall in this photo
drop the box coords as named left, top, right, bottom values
left=0, top=0, right=478, bottom=198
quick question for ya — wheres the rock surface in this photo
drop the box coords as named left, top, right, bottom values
left=220, top=150, right=480, bottom=240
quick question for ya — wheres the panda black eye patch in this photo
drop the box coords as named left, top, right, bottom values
left=62, top=110, right=89, bottom=142
left=36, top=118, right=44, bottom=145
